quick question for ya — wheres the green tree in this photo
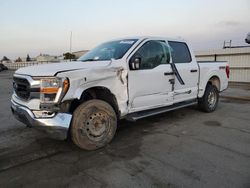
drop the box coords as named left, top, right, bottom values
left=26, top=54, right=31, bottom=62
left=15, top=57, right=22, bottom=62
left=1, top=56, right=9, bottom=62
left=63, top=52, right=76, bottom=60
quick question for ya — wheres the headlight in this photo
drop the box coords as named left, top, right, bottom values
left=40, top=77, right=69, bottom=103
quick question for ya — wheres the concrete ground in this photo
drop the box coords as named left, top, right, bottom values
left=0, top=70, right=250, bottom=188
left=221, top=83, right=250, bottom=101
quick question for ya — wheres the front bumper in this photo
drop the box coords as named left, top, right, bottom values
left=11, top=99, right=72, bottom=140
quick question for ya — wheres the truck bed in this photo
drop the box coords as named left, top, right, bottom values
left=197, top=61, right=229, bottom=97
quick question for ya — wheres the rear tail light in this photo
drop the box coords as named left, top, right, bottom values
left=226, top=65, right=230, bottom=79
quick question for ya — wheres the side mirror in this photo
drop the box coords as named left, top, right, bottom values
left=129, top=57, right=141, bottom=70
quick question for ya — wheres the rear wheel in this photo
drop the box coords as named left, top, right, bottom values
left=198, top=84, right=219, bottom=112
left=71, top=99, right=117, bottom=150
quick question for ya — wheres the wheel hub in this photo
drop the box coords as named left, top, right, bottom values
left=208, top=91, right=216, bottom=108
left=85, top=112, right=110, bottom=141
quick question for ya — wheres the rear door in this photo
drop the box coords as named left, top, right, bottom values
left=168, top=41, right=199, bottom=103
left=128, top=40, right=174, bottom=112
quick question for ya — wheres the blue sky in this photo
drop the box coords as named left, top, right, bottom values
left=0, top=0, right=249, bottom=59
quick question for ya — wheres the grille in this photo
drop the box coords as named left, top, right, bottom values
left=13, top=77, right=30, bottom=100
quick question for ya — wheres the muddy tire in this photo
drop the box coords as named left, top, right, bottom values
left=71, top=99, right=117, bottom=150
left=198, top=84, right=219, bottom=112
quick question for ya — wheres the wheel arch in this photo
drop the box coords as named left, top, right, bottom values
left=198, top=72, right=222, bottom=98
left=207, top=75, right=221, bottom=91
left=69, top=86, right=120, bottom=118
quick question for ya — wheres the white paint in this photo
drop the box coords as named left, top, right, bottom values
left=12, top=36, right=229, bottom=118
left=198, top=62, right=229, bottom=97
left=128, top=64, right=174, bottom=112
left=15, top=60, right=111, bottom=76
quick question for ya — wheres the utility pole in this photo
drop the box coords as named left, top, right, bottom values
left=70, top=31, right=72, bottom=61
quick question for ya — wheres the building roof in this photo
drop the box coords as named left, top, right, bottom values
left=72, top=50, right=89, bottom=54
left=195, top=46, right=250, bottom=56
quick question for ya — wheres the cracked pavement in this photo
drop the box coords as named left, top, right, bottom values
left=0, top=70, right=250, bottom=188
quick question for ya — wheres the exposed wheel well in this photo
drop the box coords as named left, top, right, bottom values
left=69, top=87, right=120, bottom=118
left=207, top=76, right=220, bottom=91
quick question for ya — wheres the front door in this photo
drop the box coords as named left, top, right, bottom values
left=128, top=40, right=174, bottom=112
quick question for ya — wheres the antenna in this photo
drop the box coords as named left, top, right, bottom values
left=70, top=31, right=72, bottom=61
left=70, top=31, right=72, bottom=53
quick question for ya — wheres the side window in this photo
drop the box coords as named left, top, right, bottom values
left=168, top=41, right=192, bottom=63
left=132, top=40, right=169, bottom=70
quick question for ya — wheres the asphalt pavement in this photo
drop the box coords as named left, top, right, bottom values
left=0, top=70, right=250, bottom=188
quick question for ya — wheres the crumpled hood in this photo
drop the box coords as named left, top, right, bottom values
left=15, top=61, right=111, bottom=76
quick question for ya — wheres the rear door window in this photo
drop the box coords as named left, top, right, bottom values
left=168, top=41, right=192, bottom=63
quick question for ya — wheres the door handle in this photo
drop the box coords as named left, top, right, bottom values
left=190, top=69, right=198, bottom=73
left=164, top=72, right=174, bottom=76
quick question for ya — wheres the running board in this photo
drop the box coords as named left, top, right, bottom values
left=126, top=100, right=197, bottom=121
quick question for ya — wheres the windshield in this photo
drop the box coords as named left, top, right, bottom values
left=78, top=39, right=138, bottom=62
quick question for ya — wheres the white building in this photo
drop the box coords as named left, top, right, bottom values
left=72, top=50, right=89, bottom=59
left=36, top=54, right=59, bottom=62
left=195, top=46, right=250, bottom=83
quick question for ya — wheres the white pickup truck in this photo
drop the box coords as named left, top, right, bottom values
left=11, top=37, right=229, bottom=150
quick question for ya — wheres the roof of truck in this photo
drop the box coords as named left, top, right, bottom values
left=112, top=36, right=187, bottom=42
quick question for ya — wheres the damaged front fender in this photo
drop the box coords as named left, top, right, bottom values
left=57, top=62, right=129, bottom=117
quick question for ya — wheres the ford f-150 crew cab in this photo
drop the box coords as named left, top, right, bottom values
left=11, top=37, right=229, bottom=150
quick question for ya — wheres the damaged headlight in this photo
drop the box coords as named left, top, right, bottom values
left=40, top=77, right=69, bottom=103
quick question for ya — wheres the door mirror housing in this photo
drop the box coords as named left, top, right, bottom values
left=129, top=57, right=141, bottom=70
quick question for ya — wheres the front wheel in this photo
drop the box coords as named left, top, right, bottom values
left=198, top=84, right=219, bottom=112
left=71, top=99, right=117, bottom=150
